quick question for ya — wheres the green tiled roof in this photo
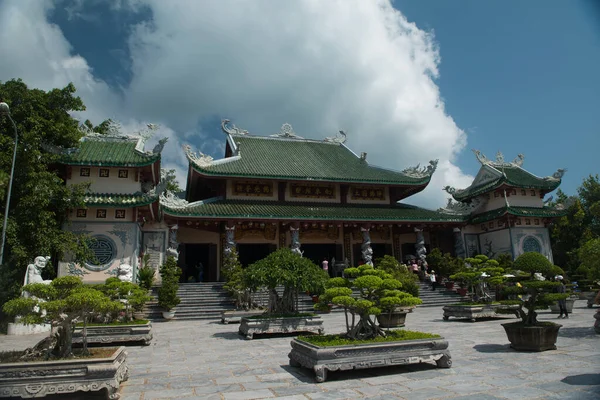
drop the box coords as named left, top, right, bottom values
left=162, top=199, right=465, bottom=222
left=189, top=135, right=431, bottom=185
left=84, top=193, right=158, bottom=207
left=61, top=137, right=160, bottom=167
left=469, top=206, right=567, bottom=224
left=453, top=166, right=561, bottom=201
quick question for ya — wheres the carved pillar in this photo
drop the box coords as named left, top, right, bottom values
left=343, top=231, right=352, bottom=267
left=224, top=225, right=236, bottom=255
left=290, top=226, right=302, bottom=257
left=393, top=232, right=401, bottom=262
left=414, top=227, right=427, bottom=264
left=167, top=225, right=179, bottom=261
left=279, top=226, right=286, bottom=249
left=361, top=227, right=373, bottom=266
left=453, top=227, right=466, bottom=259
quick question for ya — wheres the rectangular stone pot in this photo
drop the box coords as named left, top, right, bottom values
left=376, top=311, right=408, bottom=328
left=289, top=337, right=451, bottom=382
left=442, top=304, right=519, bottom=322
left=0, top=346, right=128, bottom=399
left=239, top=316, right=324, bottom=340
left=221, top=310, right=266, bottom=324
left=73, top=322, right=152, bottom=346
left=548, top=298, right=575, bottom=314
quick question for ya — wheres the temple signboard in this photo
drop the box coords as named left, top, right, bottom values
left=232, top=180, right=273, bottom=197
left=350, top=186, right=386, bottom=201
left=290, top=183, right=336, bottom=199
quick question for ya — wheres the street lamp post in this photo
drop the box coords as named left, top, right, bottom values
left=0, top=102, right=18, bottom=266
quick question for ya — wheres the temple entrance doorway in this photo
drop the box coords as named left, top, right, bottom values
left=301, top=244, right=342, bottom=274
left=183, top=244, right=216, bottom=282
left=238, top=243, right=276, bottom=268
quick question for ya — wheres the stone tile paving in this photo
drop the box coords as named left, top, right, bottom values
left=2, top=301, right=598, bottom=399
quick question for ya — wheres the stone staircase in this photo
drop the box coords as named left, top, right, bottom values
left=416, top=281, right=469, bottom=308
left=172, top=282, right=236, bottom=320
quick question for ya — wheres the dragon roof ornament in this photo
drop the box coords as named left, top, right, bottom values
left=221, top=119, right=249, bottom=135
left=160, top=190, right=189, bottom=210
left=323, top=130, right=347, bottom=144
left=473, top=149, right=525, bottom=168
left=183, top=144, right=214, bottom=167
left=544, top=168, right=567, bottom=181
left=402, top=159, right=438, bottom=179
left=438, top=197, right=483, bottom=215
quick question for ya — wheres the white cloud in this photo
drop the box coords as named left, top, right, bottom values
left=0, top=0, right=473, bottom=208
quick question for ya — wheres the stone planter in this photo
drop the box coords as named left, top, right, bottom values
left=239, top=316, right=324, bottom=340
left=442, top=304, right=519, bottom=322
left=220, top=310, right=265, bottom=324
left=502, top=322, right=562, bottom=351
left=548, top=298, right=576, bottom=314
left=376, top=310, right=409, bottom=328
left=73, top=322, right=153, bottom=346
left=0, top=346, right=128, bottom=399
left=288, top=337, right=451, bottom=382
left=594, top=310, right=600, bottom=334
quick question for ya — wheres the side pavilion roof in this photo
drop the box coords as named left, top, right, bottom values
left=185, top=121, right=438, bottom=186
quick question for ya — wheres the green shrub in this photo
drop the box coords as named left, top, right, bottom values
left=136, top=254, right=155, bottom=290
left=158, top=256, right=182, bottom=311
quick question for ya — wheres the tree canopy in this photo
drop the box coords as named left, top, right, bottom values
left=0, top=79, right=95, bottom=320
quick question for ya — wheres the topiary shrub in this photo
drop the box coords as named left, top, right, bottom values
left=222, top=248, right=254, bottom=310
left=136, top=254, right=155, bottom=291
left=158, top=256, right=182, bottom=311
left=316, top=264, right=422, bottom=340
left=503, top=252, right=568, bottom=325
left=450, top=255, right=505, bottom=302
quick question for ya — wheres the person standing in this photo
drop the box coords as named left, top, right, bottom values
left=321, top=258, right=329, bottom=273
left=430, top=270, right=437, bottom=291
left=556, top=275, right=568, bottom=319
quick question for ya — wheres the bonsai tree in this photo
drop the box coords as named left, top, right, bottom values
left=102, top=277, right=151, bottom=321
left=158, top=255, right=182, bottom=311
left=505, top=252, right=568, bottom=325
left=316, top=264, right=422, bottom=340
left=450, top=255, right=505, bottom=302
left=222, top=248, right=254, bottom=310
left=2, top=276, right=123, bottom=358
left=136, top=254, right=156, bottom=291
left=375, top=255, right=419, bottom=297
left=243, top=248, right=329, bottom=314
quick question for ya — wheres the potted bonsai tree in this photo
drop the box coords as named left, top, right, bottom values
left=220, top=248, right=264, bottom=323
left=289, top=264, right=448, bottom=382
left=136, top=253, right=156, bottom=291
left=1, top=276, right=128, bottom=398
left=158, top=255, right=181, bottom=319
left=501, top=252, right=568, bottom=351
left=238, top=248, right=329, bottom=339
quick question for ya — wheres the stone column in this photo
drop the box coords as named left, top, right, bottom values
left=361, top=227, right=373, bottom=266
left=414, top=227, right=427, bottom=264
left=453, top=227, right=466, bottom=259
left=290, top=226, right=303, bottom=257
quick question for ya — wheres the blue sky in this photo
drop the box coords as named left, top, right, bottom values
left=1, top=0, right=599, bottom=206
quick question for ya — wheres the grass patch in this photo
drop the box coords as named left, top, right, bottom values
left=247, top=312, right=315, bottom=320
left=298, top=329, right=441, bottom=347
left=76, top=319, right=149, bottom=327
left=0, top=347, right=118, bottom=363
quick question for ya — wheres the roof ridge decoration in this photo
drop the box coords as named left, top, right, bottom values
left=543, top=168, right=567, bottom=181
left=323, top=130, right=347, bottom=144
left=438, top=197, right=483, bottom=215
left=473, top=149, right=525, bottom=168
left=160, top=190, right=190, bottom=210
left=183, top=144, right=214, bottom=167
left=78, top=121, right=167, bottom=156
left=221, top=119, right=249, bottom=136
left=401, top=159, right=439, bottom=179
left=270, top=123, right=304, bottom=139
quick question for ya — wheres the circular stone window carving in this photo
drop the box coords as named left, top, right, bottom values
left=522, top=236, right=542, bottom=254
left=85, top=235, right=117, bottom=271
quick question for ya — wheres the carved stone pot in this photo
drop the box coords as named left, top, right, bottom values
left=239, top=315, right=324, bottom=340
left=0, top=346, right=128, bottom=399
left=73, top=322, right=153, bottom=346
left=220, top=310, right=265, bottom=324
left=376, top=310, right=408, bottom=328
left=162, top=310, right=175, bottom=320
left=502, top=322, right=562, bottom=351
left=289, top=337, right=451, bottom=382
left=548, top=298, right=576, bottom=314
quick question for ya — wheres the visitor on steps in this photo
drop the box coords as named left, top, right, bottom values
left=430, top=270, right=437, bottom=291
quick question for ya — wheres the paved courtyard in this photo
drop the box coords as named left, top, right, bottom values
left=2, top=301, right=599, bottom=399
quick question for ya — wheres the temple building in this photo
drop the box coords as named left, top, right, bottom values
left=56, top=121, right=567, bottom=283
